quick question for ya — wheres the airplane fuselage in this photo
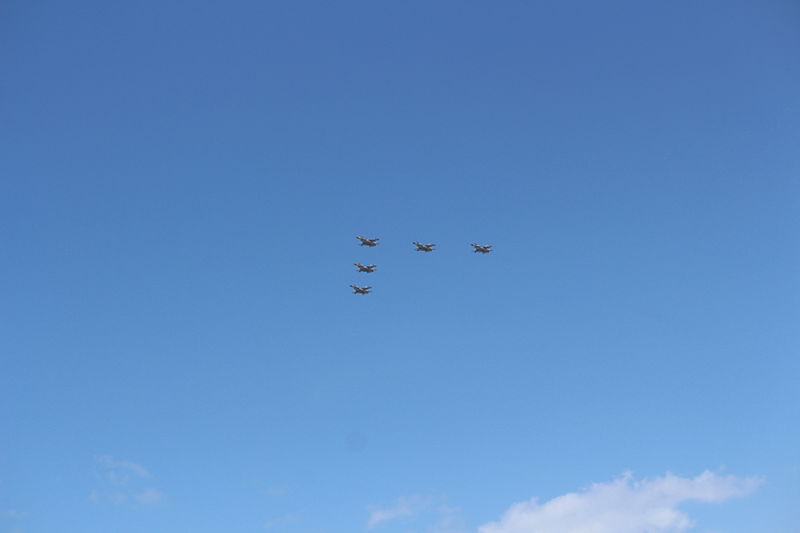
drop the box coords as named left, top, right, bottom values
left=357, top=236, right=379, bottom=247
left=350, top=284, right=372, bottom=294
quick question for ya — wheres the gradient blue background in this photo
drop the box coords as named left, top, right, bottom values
left=1, top=1, right=798, bottom=532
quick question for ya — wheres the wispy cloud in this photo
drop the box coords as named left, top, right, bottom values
left=135, top=488, right=165, bottom=505
left=479, top=471, right=762, bottom=533
left=91, top=455, right=165, bottom=506
left=265, top=486, right=287, bottom=497
left=264, top=513, right=298, bottom=529
left=95, top=455, right=151, bottom=484
left=432, top=504, right=467, bottom=533
left=366, top=493, right=464, bottom=530
left=366, top=493, right=437, bottom=529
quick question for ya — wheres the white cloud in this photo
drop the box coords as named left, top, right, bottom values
left=479, top=471, right=761, bottom=533
left=367, top=494, right=437, bottom=529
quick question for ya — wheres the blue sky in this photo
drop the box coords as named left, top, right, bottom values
left=1, top=1, right=798, bottom=532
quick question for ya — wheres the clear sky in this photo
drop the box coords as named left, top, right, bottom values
left=1, top=1, right=799, bottom=532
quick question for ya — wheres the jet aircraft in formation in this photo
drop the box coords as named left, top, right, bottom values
left=412, top=241, right=436, bottom=252
left=354, top=263, right=377, bottom=273
left=356, top=236, right=380, bottom=247
left=350, top=284, right=372, bottom=295
left=351, top=237, right=491, bottom=294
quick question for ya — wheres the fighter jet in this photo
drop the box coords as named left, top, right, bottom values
left=356, top=236, right=380, bottom=247
left=350, top=284, right=372, bottom=295
left=471, top=243, right=493, bottom=254
left=412, top=241, right=436, bottom=252
left=354, top=263, right=377, bottom=273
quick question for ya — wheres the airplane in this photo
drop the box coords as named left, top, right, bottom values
left=412, top=241, right=436, bottom=252
left=350, top=284, right=372, bottom=295
left=354, top=263, right=377, bottom=273
left=356, top=236, right=380, bottom=247
left=471, top=243, right=493, bottom=254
